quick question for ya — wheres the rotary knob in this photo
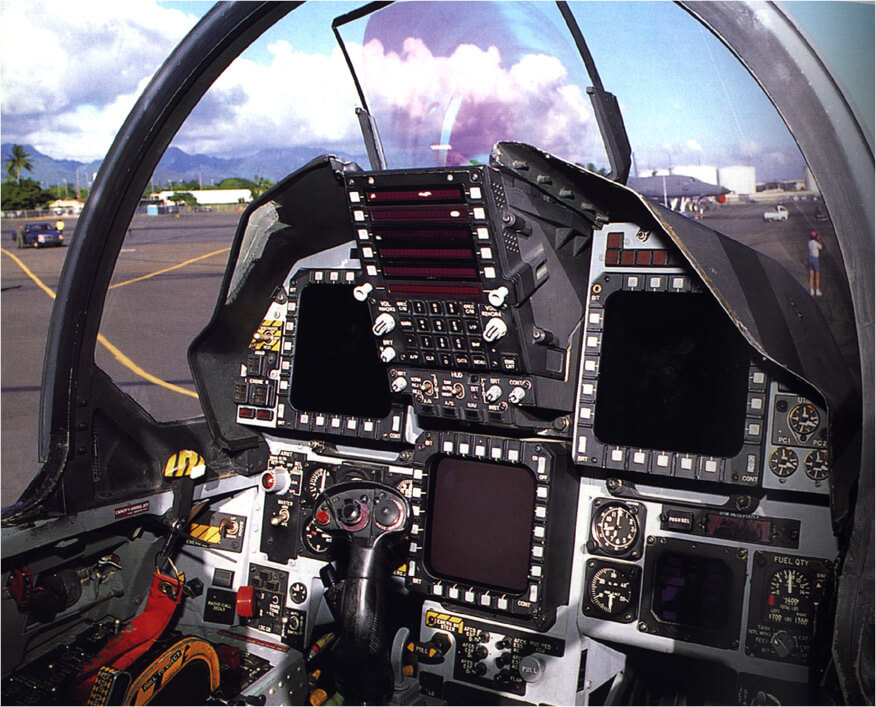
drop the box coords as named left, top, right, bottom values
left=484, top=385, right=503, bottom=403
left=487, top=286, right=510, bottom=307
left=483, top=317, right=507, bottom=343
left=380, top=347, right=397, bottom=363
left=372, top=313, right=396, bottom=336
left=353, top=283, right=373, bottom=301
left=508, top=386, right=526, bottom=404
left=391, top=376, right=408, bottom=393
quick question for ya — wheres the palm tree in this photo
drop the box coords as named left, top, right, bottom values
left=5, top=144, right=34, bottom=183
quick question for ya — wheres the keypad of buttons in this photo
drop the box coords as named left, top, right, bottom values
left=393, top=299, right=519, bottom=372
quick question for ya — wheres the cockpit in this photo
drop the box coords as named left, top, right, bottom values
left=2, top=3, right=871, bottom=706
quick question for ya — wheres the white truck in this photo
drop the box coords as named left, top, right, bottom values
left=763, top=204, right=789, bottom=221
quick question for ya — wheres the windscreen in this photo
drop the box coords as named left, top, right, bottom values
left=336, top=1, right=610, bottom=170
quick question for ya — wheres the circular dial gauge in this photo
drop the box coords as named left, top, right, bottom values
left=768, top=447, right=799, bottom=477
left=304, top=467, right=333, bottom=504
left=588, top=566, right=634, bottom=615
left=593, top=504, right=639, bottom=554
left=804, top=450, right=829, bottom=481
left=301, top=517, right=333, bottom=556
left=767, top=568, right=813, bottom=627
left=394, top=478, right=413, bottom=498
left=788, top=403, right=820, bottom=436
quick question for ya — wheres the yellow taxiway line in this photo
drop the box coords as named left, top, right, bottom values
left=0, top=246, right=229, bottom=400
left=110, top=247, right=229, bottom=289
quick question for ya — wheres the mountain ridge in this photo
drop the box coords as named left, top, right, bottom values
left=1, top=143, right=369, bottom=187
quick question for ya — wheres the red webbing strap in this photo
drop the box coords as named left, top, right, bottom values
left=72, top=572, right=184, bottom=704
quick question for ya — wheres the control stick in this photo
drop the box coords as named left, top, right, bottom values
left=313, top=481, right=411, bottom=704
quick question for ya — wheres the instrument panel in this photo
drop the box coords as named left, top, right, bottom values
left=217, top=161, right=839, bottom=702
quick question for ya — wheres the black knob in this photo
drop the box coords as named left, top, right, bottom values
left=496, top=653, right=511, bottom=668
left=375, top=500, right=401, bottom=527
left=474, top=645, right=488, bottom=661
left=339, top=499, right=361, bottom=525
left=474, top=662, right=487, bottom=677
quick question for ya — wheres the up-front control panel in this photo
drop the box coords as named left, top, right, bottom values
left=573, top=223, right=830, bottom=495
left=235, top=164, right=590, bottom=438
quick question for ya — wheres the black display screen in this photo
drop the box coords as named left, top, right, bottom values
left=652, top=552, right=732, bottom=630
left=594, top=292, right=750, bottom=457
left=425, top=457, right=536, bottom=594
left=289, top=284, right=392, bottom=418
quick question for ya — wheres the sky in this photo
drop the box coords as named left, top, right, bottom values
left=1, top=1, right=872, bottom=181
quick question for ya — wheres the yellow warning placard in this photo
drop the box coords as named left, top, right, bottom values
left=163, top=450, right=205, bottom=478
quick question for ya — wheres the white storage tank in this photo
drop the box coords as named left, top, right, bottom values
left=718, top=165, right=757, bottom=195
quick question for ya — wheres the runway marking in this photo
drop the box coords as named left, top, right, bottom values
left=1, top=246, right=200, bottom=400
left=110, top=247, right=229, bottom=289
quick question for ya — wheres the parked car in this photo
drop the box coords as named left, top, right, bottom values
left=763, top=204, right=789, bottom=221
left=12, top=222, right=65, bottom=248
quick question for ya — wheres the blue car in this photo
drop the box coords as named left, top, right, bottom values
left=12, top=222, right=65, bottom=248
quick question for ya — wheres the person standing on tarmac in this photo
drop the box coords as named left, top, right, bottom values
left=808, top=230, right=823, bottom=296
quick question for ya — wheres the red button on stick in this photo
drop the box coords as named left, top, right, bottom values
left=236, top=585, right=255, bottom=617
left=315, top=509, right=330, bottom=526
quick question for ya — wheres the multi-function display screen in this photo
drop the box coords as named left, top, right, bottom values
left=425, top=457, right=536, bottom=593
left=594, top=292, right=750, bottom=457
left=289, top=284, right=392, bottom=418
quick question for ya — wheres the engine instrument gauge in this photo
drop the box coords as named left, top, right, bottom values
left=592, top=502, right=640, bottom=555
left=788, top=403, right=819, bottom=436
left=589, top=566, right=634, bottom=615
left=804, top=450, right=829, bottom=481
left=304, top=467, right=333, bottom=504
left=301, top=516, right=333, bottom=556
left=768, top=447, right=798, bottom=478
left=395, top=478, right=413, bottom=498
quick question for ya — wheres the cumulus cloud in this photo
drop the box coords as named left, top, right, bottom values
left=2, top=3, right=606, bottom=169
left=357, top=38, right=605, bottom=166
left=1, top=0, right=199, bottom=159
left=173, top=40, right=363, bottom=157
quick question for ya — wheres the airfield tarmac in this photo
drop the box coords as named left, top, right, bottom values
left=0, top=200, right=859, bottom=508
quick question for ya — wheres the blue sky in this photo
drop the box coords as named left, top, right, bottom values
left=1, top=1, right=871, bottom=182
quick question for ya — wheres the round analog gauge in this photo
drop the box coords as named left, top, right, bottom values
left=788, top=403, right=820, bottom=436
left=768, top=447, right=799, bottom=478
left=304, top=467, right=333, bottom=505
left=394, top=478, right=413, bottom=498
left=593, top=504, right=639, bottom=554
left=301, top=517, right=333, bottom=556
left=588, top=566, right=634, bottom=615
left=767, top=568, right=813, bottom=627
left=804, top=449, right=829, bottom=481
